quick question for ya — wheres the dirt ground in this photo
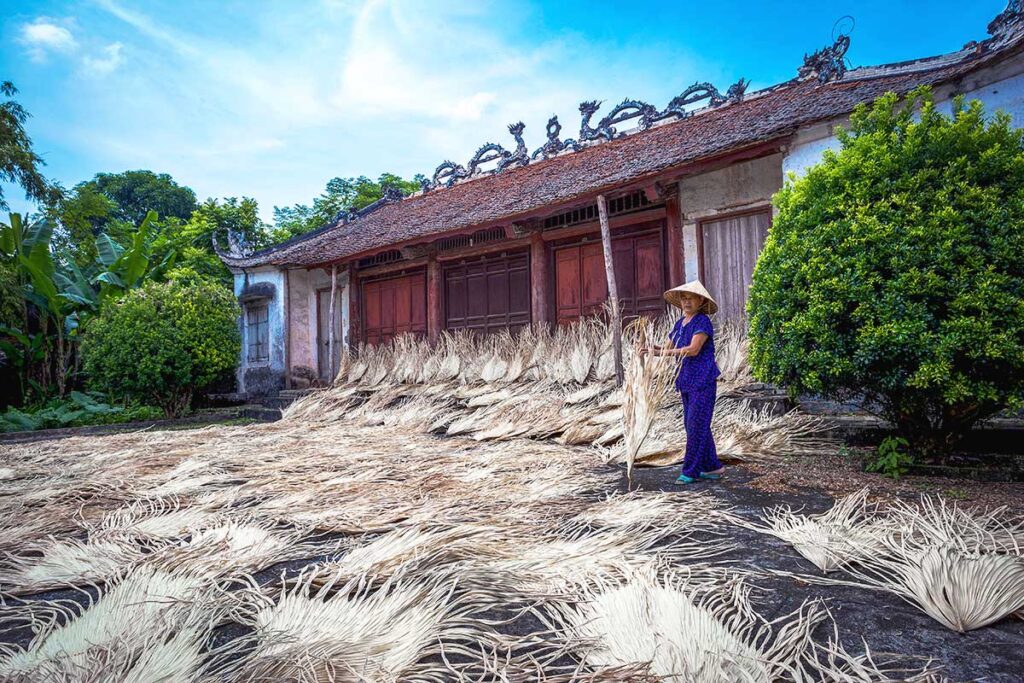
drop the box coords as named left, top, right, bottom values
left=627, top=463, right=1024, bottom=682
left=2, top=423, right=1022, bottom=681
left=737, top=450, right=1024, bottom=514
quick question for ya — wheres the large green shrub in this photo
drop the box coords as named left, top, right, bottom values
left=82, top=280, right=240, bottom=416
left=749, top=88, right=1024, bottom=458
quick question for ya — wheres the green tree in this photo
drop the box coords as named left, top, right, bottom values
left=47, top=183, right=117, bottom=267
left=0, top=82, right=60, bottom=210
left=80, top=170, right=197, bottom=226
left=150, top=196, right=267, bottom=287
left=749, top=88, right=1024, bottom=459
left=270, top=173, right=423, bottom=242
left=82, top=280, right=240, bottom=416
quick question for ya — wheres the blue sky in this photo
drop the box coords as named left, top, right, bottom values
left=0, top=0, right=1010, bottom=221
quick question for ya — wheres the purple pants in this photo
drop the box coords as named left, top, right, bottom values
left=680, top=383, right=722, bottom=478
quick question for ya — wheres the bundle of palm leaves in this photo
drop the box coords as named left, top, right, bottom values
left=757, top=490, right=1024, bottom=633
left=285, top=315, right=833, bottom=468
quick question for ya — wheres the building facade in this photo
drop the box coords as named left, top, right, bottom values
left=221, top=5, right=1024, bottom=396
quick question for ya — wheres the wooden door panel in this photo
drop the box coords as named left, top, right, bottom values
left=555, top=223, right=666, bottom=324
left=444, top=253, right=530, bottom=334
left=700, top=211, right=770, bottom=322
left=581, top=243, right=607, bottom=316
left=361, top=272, right=426, bottom=345
left=633, top=233, right=665, bottom=318
left=555, top=247, right=582, bottom=324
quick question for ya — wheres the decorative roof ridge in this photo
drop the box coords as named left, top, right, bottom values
left=219, top=4, right=1024, bottom=269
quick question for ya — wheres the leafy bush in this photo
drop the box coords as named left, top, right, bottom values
left=82, top=280, right=240, bottom=416
left=0, top=391, right=163, bottom=432
left=866, top=436, right=913, bottom=479
left=749, top=88, right=1024, bottom=459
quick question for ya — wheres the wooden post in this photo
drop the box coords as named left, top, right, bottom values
left=664, top=186, right=685, bottom=287
left=597, top=194, right=623, bottom=386
left=530, top=229, right=549, bottom=327
left=327, top=264, right=338, bottom=381
left=426, top=253, right=442, bottom=342
left=282, top=268, right=291, bottom=389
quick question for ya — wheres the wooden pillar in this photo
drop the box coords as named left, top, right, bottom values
left=597, top=194, right=624, bottom=387
left=426, top=252, right=442, bottom=341
left=665, top=185, right=685, bottom=287
left=347, top=263, right=360, bottom=351
left=282, top=267, right=291, bottom=389
left=529, top=229, right=549, bottom=326
left=327, top=264, right=338, bottom=381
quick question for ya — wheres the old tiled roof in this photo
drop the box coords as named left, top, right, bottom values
left=224, top=32, right=1023, bottom=270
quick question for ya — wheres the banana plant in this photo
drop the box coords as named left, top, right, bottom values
left=91, top=209, right=156, bottom=299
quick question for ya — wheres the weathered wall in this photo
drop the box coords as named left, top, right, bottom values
left=233, top=267, right=286, bottom=396
left=299, top=268, right=349, bottom=380
left=288, top=268, right=314, bottom=373
left=783, top=55, right=1024, bottom=180
left=677, top=153, right=783, bottom=281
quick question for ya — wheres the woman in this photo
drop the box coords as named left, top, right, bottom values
left=642, top=281, right=724, bottom=484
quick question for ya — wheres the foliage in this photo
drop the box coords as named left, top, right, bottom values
left=749, top=88, right=1024, bottom=458
left=866, top=436, right=914, bottom=479
left=270, top=173, right=424, bottom=243
left=0, top=391, right=163, bottom=433
left=77, top=170, right=197, bottom=226
left=47, top=183, right=118, bottom=267
left=82, top=280, right=240, bottom=416
left=150, top=197, right=267, bottom=286
left=0, top=259, right=19, bottom=327
left=0, top=82, right=60, bottom=210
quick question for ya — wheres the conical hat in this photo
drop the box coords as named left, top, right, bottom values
left=663, top=280, right=719, bottom=315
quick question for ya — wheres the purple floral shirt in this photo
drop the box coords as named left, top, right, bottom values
left=669, top=313, right=721, bottom=392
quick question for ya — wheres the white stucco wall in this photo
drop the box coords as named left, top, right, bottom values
left=233, top=267, right=286, bottom=394
left=783, top=58, right=1024, bottom=181
left=233, top=266, right=351, bottom=391
left=677, top=153, right=784, bottom=281
left=295, top=267, right=349, bottom=379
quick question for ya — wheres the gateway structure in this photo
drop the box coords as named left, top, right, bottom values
left=220, top=5, right=1024, bottom=397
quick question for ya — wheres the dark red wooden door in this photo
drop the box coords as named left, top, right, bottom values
left=362, top=272, right=426, bottom=345
left=554, top=224, right=665, bottom=325
left=444, top=252, right=530, bottom=334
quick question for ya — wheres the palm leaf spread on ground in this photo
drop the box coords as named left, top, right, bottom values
left=0, top=319, right=1015, bottom=679
left=754, top=490, right=1024, bottom=633
left=733, top=488, right=888, bottom=573
left=283, top=316, right=833, bottom=465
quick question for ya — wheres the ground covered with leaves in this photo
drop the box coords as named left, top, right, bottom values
left=1, top=412, right=1022, bottom=681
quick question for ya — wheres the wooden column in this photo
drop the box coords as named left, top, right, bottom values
left=327, top=265, right=338, bottom=380
left=664, top=185, right=685, bottom=287
left=597, top=194, right=624, bottom=386
left=529, top=229, right=549, bottom=327
left=347, top=263, right=360, bottom=351
left=426, top=252, right=442, bottom=341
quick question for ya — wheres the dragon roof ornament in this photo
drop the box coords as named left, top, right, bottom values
left=420, top=78, right=748, bottom=193
left=798, top=34, right=851, bottom=83
left=989, top=1, right=1024, bottom=40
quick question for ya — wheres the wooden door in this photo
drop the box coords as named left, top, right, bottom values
left=362, top=272, right=427, bottom=345
left=554, top=224, right=666, bottom=325
left=317, top=288, right=343, bottom=381
left=700, top=210, right=771, bottom=322
left=444, top=252, right=530, bottom=335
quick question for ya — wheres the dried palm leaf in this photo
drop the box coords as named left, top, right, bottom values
left=735, top=488, right=888, bottom=572
left=0, top=565, right=218, bottom=677
left=220, top=568, right=491, bottom=682
left=544, top=565, right=827, bottom=682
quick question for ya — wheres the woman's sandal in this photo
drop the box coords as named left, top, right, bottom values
left=674, top=474, right=697, bottom=484
left=699, top=472, right=723, bottom=480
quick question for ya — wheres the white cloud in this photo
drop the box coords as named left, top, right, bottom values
left=82, top=42, right=124, bottom=75
left=18, top=17, right=77, bottom=62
